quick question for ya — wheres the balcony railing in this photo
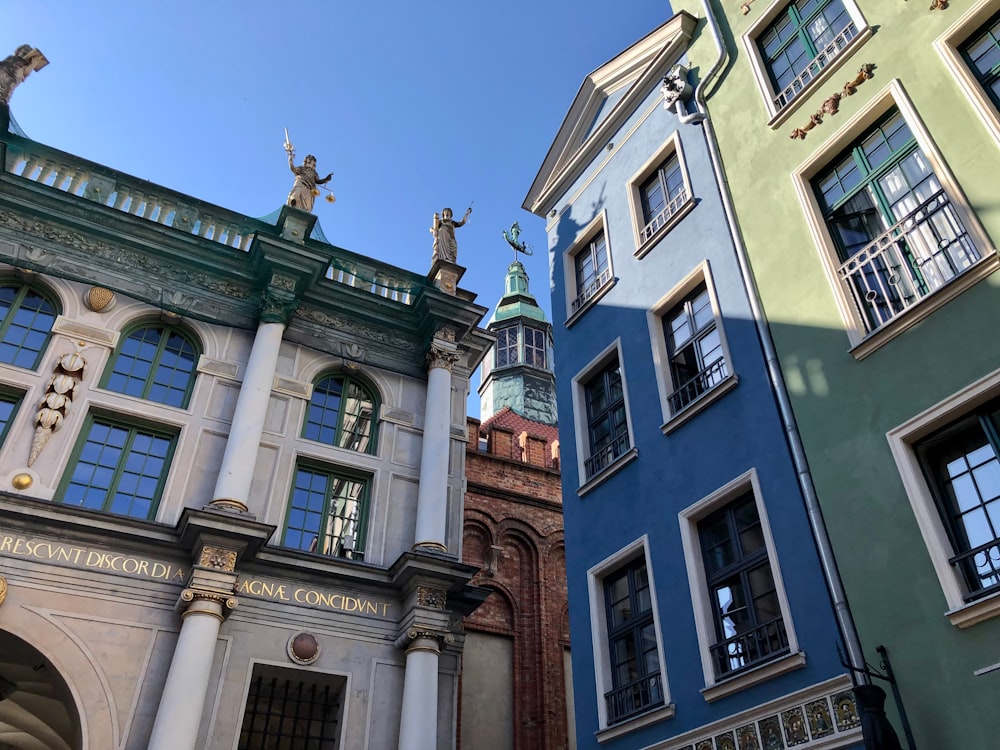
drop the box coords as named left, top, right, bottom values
left=710, top=616, right=788, bottom=678
left=836, top=190, right=981, bottom=335
left=773, top=22, right=857, bottom=110
left=668, top=359, right=729, bottom=414
left=639, top=188, right=690, bottom=243
left=584, top=432, right=630, bottom=480
left=605, top=672, right=662, bottom=725
left=951, top=538, right=1000, bottom=602
left=571, top=268, right=613, bottom=313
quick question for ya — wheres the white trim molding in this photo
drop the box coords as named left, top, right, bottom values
left=627, top=130, right=696, bottom=259
left=645, top=261, right=738, bottom=431
left=587, top=535, right=674, bottom=737
left=887, top=367, right=1000, bottom=628
left=678, top=469, right=802, bottom=697
left=791, top=79, right=998, bottom=358
left=935, top=0, right=1000, bottom=146
left=742, top=0, right=871, bottom=127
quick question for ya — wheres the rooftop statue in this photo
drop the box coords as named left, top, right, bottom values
left=283, top=128, right=333, bottom=213
left=0, top=45, right=48, bottom=106
left=503, top=221, right=532, bottom=257
left=431, top=206, right=472, bottom=264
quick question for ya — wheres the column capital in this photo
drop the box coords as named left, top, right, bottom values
left=426, top=342, right=460, bottom=372
left=258, top=288, right=299, bottom=324
left=395, top=627, right=454, bottom=653
left=178, top=588, right=238, bottom=621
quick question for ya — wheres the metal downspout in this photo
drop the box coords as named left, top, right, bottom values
left=678, top=0, right=868, bottom=678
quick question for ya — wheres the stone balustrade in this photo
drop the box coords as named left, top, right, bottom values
left=2, top=133, right=423, bottom=306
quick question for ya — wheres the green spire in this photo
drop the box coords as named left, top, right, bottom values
left=488, top=261, right=548, bottom=325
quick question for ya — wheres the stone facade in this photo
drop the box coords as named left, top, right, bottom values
left=0, top=119, right=491, bottom=748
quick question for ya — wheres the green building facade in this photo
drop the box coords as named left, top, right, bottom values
left=669, top=1, right=1000, bottom=746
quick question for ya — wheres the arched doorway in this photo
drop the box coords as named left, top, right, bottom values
left=0, top=629, right=81, bottom=750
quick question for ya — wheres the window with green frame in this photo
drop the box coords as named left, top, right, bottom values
left=282, top=463, right=370, bottom=560
left=0, top=281, right=59, bottom=370
left=962, top=11, right=1000, bottom=111
left=58, top=415, right=176, bottom=519
left=0, top=390, right=23, bottom=447
left=813, top=108, right=981, bottom=333
left=102, top=322, right=199, bottom=408
left=759, top=0, right=855, bottom=109
left=303, top=374, right=378, bottom=454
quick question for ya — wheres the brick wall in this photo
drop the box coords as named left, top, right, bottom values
left=459, top=415, right=569, bottom=749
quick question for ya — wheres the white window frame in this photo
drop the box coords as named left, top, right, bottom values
left=587, top=535, right=674, bottom=740
left=678, top=469, right=804, bottom=702
left=936, top=0, right=1000, bottom=145
left=791, top=79, right=998, bottom=360
left=570, top=338, right=637, bottom=495
left=627, top=131, right=695, bottom=258
left=743, top=0, right=871, bottom=126
left=887, top=367, right=1000, bottom=629
left=563, top=210, right=615, bottom=327
left=647, top=262, right=738, bottom=433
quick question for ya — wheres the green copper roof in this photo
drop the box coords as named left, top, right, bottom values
left=488, top=261, right=548, bottom=325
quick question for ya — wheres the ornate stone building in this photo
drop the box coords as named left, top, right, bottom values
left=0, top=110, right=491, bottom=748
left=459, top=262, right=572, bottom=749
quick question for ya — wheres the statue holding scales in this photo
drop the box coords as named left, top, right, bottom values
left=283, top=128, right=333, bottom=213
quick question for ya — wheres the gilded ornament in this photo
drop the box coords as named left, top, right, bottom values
left=198, top=546, right=238, bottom=571
left=84, top=286, right=116, bottom=312
left=0, top=575, right=6, bottom=607
left=416, top=586, right=447, bottom=609
left=11, top=473, right=32, bottom=489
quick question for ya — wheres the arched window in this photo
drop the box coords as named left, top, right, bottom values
left=102, top=322, right=199, bottom=408
left=303, top=374, right=378, bottom=454
left=0, top=281, right=59, bottom=369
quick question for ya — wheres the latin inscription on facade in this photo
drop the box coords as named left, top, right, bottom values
left=0, top=533, right=187, bottom=582
left=236, top=575, right=392, bottom=618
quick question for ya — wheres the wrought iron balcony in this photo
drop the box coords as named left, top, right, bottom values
left=774, top=22, right=857, bottom=110
left=667, top=359, right=729, bottom=414
left=571, top=268, right=613, bottom=313
left=710, top=616, right=788, bottom=678
left=951, top=538, right=1000, bottom=602
left=584, top=433, right=630, bottom=480
left=605, top=672, right=663, bottom=725
left=836, top=190, right=981, bottom=335
left=639, top=188, right=689, bottom=244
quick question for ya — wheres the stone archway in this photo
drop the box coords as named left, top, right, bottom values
left=0, top=629, right=81, bottom=750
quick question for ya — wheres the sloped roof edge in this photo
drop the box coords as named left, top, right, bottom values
left=522, top=10, right=698, bottom=216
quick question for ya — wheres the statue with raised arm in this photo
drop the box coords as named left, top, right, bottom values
left=431, top=206, right=472, bottom=263
left=283, top=129, right=332, bottom=213
left=0, top=45, right=48, bottom=106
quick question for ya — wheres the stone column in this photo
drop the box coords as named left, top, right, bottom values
left=148, top=546, right=239, bottom=750
left=396, top=629, right=450, bottom=750
left=413, top=333, right=460, bottom=552
left=209, top=289, right=297, bottom=514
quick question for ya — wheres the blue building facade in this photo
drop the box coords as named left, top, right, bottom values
left=524, top=13, right=864, bottom=750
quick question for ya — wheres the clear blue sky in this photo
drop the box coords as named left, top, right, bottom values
left=3, top=1, right=674, bottom=415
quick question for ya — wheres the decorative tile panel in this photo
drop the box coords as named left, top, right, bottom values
left=781, top=707, right=809, bottom=746
left=805, top=698, right=835, bottom=739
